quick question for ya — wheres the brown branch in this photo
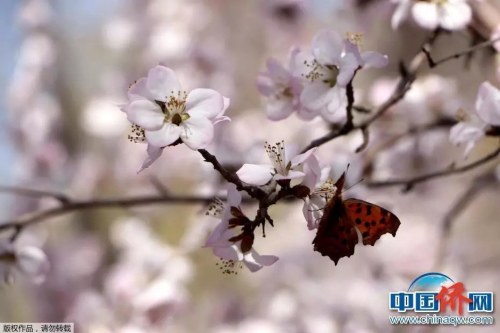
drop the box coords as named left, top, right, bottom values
left=367, top=145, right=500, bottom=191
left=300, top=31, right=440, bottom=154
left=0, top=194, right=257, bottom=234
left=424, top=36, right=500, bottom=68
left=0, top=186, right=71, bottom=204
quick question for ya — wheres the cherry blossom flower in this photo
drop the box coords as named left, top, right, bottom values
left=0, top=242, right=50, bottom=284
left=450, top=82, right=500, bottom=158
left=135, top=94, right=231, bottom=173
left=257, top=47, right=317, bottom=121
left=204, top=184, right=279, bottom=273
left=122, top=64, right=229, bottom=152
left=301, top=154, right=332, bottom=230
left=391, top=0, right=472, bottom=31
left=236, top=141, right=317, bottom=186
left=297, top=30, right=359, bottom=116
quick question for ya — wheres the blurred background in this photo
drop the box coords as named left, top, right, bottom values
left=1, top=0, right=500, bottom=332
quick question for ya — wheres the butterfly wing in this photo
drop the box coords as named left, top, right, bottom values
left=312, top=197, right=358, bottom=265
left=344, top=198, right=401, bottom=246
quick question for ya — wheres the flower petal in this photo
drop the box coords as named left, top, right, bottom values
left=440, top=2, right=472, bottom=31
left=266, top=97, right=295, bottom=121
left=186, top=89, right=224, bottom=119
left=274, top=170, right=305, bottom=181
left=227, top=183, right=242, bottom=207
left=145, top=123, right=182, bottom=147
left=137, top=145, right=163, bottom=174
left=449, top=122, right=485, bottom=159
left=126, top=100, right=165, bottom=131
left=361, top=52, right=389, bottom=68
left=303, top=195, right=325, bottom=230
left=337, top=53, right=359, bottom=86
left=257, top=73, right=275, bottom=97
left=323, top=87, right=347, bottom=121
left=300, top=80, right=335, bottom=111
left=16, top=246, right=50, bottom=283
left=290, top=147, right=317, bottom=167
left=128, top=77, right=153, bottom=101
left=146, top=65, right=182, bottom=102
left=302, top=154, right=321, bottom=190
left=266, top=58, right=291, bottom=83
left=212, top=96, right=231, bottom=125
left=243, top=249, right=279, bottom=272
left=476, top=82, right=500, bottom=126
left=205, top=222, right=234, bottom=248
left=312, top=30, right=343, bottom=65
left=180, top=115, right=215, bottom=150
left=236, top=164, right=274, bottom=185
left=412, top=2, right=439, bottom=30
left=213, top=244, right=244, bottom=261
left=392, top=0, right=412, bottom=29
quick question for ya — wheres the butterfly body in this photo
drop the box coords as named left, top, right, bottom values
left=312, top=172, right=401, bottom=265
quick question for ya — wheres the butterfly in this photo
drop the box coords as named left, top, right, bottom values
left=312, top=171, right=401, bottom=265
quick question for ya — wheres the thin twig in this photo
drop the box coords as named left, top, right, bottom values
left=424, top=36, right=500, bottom=68
left=0, top=186, right=71, bottom=204
left=367, top=145, right=500, bottom=190
left=433, top=172, right=497, bottom=270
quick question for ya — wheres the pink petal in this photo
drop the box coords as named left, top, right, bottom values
left=186, top=89, right=223, bottom=119
left=205, top=222, right=232, bottom=247
left=303, top=195, right=325, bottom=230
left=267, top=98, right=294, bottom=121
left=257, top=74, right=275, bottom=97
left=16, top=246, right=50, bottom=283
left=344, top=40, right=363, bottom=66
left=476, top=82, right=500, bottom=126
left=311, top=30, right=343, bottom=65
left=440, top=2, right=472, bottom=31
left=146, top=65, right=181, bottom=102
left=180, top=115, right=215, bottom=150
left=227, top=183, right=242, bottom=207
left=137, top=145, right=163, bottom=174
left=290, top=147, right=317, bottom=167
left=286, top=46, right=301, bottom=74
left=236, top=164, right=274, bottom=185
left=145, top=123, right=182, bottom=147
left=128, top=77, right=153, bottom=101
left=324, top=86, right=347, bottom=120
left=361, top=52, right=389, bottom=68
left=337, top=53, right=359, bottom=86
left=300, top=80, right=335, bottom=111
left=285, top=143, right=300, bottom=163
left=301, top=154, right=321, bottom=190
left=244, top=249, right=279, bottom=272
left=126, top=100, right=164, bottom=131
left=266, top=58, right=290, bottom=83
left=412, top=2, right=439, bottom=30
left=213, top=244, right=243, bottom=261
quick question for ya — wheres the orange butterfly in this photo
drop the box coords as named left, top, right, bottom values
left=312, top=171, right=401, bottom=265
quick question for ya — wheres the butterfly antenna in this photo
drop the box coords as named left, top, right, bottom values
left=342, top=177, right=364, bottom=195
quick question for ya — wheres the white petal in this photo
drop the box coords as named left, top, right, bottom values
left=412, top=3, right=439, bottom=30
left=312, top=30, right=343, bottom=65
left=286, top=46, right=301, bottom=75
left=180, top=115, right=214, bottom=150
left=145, top=123, right=182, bottom=147
left=213, top=244, right=244, bottom=261
left=302, top=154, right=321, bottom=190
left=285, top=144, right=300, bottom=164
left=212, top=96, right=231, bottom=125
left=274, top=170, right=305, bottom=181
left=290, top=147, right=317, bottom=167
left=297, top=106, right=320, bottom=121
left=227, top=183, right=242, bottom=207
left=266, top=97, right=294, bottom=121
left=126, top=100, right=164, bottom=131
left=361, top=52, right=389, bottom=68
left=344, top=40, right=363, bottom=66
left=440, top=2, right=472, bottom=31
left=323, top=87, right=347, bottom=121
left=300, top=81, right=335, bottom=111
left=449, top=122, right=485, bottom=145
left=205, top=221, right=232, bottom=247
left=186, top=89, right=224, bottom=119
left=257, top=73, right=275, bottom=97
left=243, top=249, right=279, bottom=272
left=146, top=65, right=181, bottom=101
left=337, top=53, right=359, bottom=87
left=476, top=82, right=500, bottom=126
left=303, top=195, right=325, bottom=230
left=392, top=0, right=412, bottom=29
left=16, top=247, right=49, bottom=283
left=236, top=164, right=274, bottom=185
left=128, top=77, right=153, bottom=101
left=137, top=145, right=163, bottom=174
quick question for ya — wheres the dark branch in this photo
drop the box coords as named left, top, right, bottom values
left=367, top=145, right=500, bottom=190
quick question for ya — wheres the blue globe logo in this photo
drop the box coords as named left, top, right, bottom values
left=408, top=272, right=455, bottom=292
